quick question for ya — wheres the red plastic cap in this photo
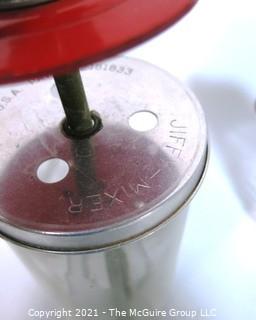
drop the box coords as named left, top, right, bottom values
left=0, top=0, right=197, bottom=84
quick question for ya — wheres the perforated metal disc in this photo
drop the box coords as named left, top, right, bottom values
left=0, top=57, right=207, bottom=251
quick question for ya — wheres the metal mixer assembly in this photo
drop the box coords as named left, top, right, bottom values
left=0, top=1, right=208, bottom=318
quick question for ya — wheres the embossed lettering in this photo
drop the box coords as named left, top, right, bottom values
left=86, top=194, right=103, bottom=212
left=86, top=63, right=134, bottom=76
left=11, top=89, right=21, bottom=96
left=66, top=168, right=161, bottom=214
left=166, top=119, right=188, bottom=158
left=1, top=97, right=11, bottom=103
left=170, top=119, right=187, bottom=129
left=120, top=186, right=133, bottom=198
left=0, top=88, right=23, bottom=112
left=68, top=197, right=83, bottom=214
left=128, top=177, right=151, bottom=194
left=104, top=189, right=123, bottom=207
left=166, top=145, right=182, bottom=158
left=169, top=135, right=186, bottom=147
left=149, top=169, right=161, bottom=180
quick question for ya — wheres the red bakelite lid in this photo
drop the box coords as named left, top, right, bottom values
left=0, top=0, right=197, bottom=84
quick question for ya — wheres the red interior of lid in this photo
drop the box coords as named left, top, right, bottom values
left=0, top=0, right=197, bottom=84
left=0, top=124, right=174, bottom=232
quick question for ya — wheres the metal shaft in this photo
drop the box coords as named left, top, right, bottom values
left=54, top=71, right=93, bottom=138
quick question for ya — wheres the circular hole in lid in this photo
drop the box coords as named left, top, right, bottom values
left=129, top=110, right=158, bottom=132
left=37, top=158, right=69, bottom=184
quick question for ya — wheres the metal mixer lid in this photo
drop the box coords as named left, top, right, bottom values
left=0, top=57, right=207, bottom=251
left=0, top=0, right=197, bottom=84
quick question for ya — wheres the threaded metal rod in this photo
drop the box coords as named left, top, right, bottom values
left=54, top=70, right=93, bottom=138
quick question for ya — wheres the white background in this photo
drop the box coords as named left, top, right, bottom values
left=1, top=0, right=256, bottom=319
